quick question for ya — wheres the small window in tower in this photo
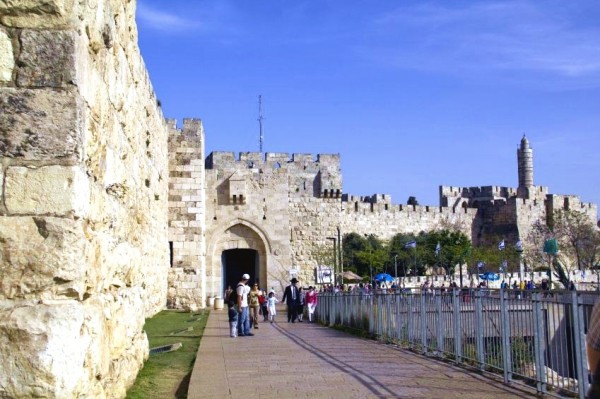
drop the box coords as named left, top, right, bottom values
left=239, top=195, right=244, bottom=203
left=233, top=195, right=237, bottom=204
left=169, top=242, right=174, bottom=267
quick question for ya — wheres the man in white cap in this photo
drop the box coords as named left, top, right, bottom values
left=237, top=273, right=253, bottom=336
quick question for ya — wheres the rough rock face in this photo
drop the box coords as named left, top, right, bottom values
left=0, top=0, right=169, bottom=397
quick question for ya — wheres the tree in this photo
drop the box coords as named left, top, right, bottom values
left=423, top=230, right=472, bottom=276
left=524, top=220, right=552, bottom=271
left=465, top=237, right=520, bottom=281
left=553, top=209, right=600, bottom=270
left=389, top=233, right=419, bottom=276
left=342, top=232, right=368, bottom=276
left=525, top=209, right=600, bottom=288
left=407, top=196, right=419, bottom=206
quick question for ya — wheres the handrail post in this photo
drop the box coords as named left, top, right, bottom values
left=500, top=288, right=512, bottom=383
left=571, top=291, right=587, bottom=399
left=407, top=293, right=414, bottom=347
left=453, top=288, right=462, bottom=363
left=533, top=292, right=547, bottom=395
left=421, top=292, right=427, bottom=354
left=475, top=289, right=485, bottom=369
left=436, top=292, right=443, bottom=356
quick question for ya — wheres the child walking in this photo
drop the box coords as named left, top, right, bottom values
left=267, top=291, right=279, bottom=323
left=228, top=301, right=238, bottom=337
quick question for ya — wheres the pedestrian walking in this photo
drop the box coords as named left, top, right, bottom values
left=227, top=300, right=238, bottom=337
left=297, top=287, right=305, bottom=322
left=267, top=291, right=279, bottom=323
left=282, top=277, right=300, bottom=323
left=305, top=286, right=318, bottom=323
left=248, top=283, right=261, bottom=329
left=259, top=289, right=268, bottom=321
left=236, top=273, right=253, bottom=337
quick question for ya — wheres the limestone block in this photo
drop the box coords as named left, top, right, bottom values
left=0, top=216, right=87, bottom=300
left=0, top=301, right=87, bottom=398
left=5, top=166, right=90, bottom=217
left=0, top=88, right=83, bottom=161
left=0, top=0, right=77, bottom=29
left=17, top=29, right=77, bottom=87
left=0, top=29, right=14, bottom=82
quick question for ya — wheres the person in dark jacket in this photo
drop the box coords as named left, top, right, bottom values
left=281, top=277, right=300, bottom=323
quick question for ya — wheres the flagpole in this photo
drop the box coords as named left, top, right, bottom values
left=413, top=248, right=416, bottom=277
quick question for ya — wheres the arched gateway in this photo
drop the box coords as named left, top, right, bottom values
left=207, top=221, right=271, bottom=298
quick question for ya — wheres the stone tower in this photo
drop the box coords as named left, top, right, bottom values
left=517, top=135, right=534, bottom=198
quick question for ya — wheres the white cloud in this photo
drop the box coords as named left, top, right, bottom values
left=136, top=3, right=199, bottom=33
left=364, top=1, right=600, bottom=85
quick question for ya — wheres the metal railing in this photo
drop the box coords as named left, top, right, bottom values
left=317, top=289, right=600, bottom=398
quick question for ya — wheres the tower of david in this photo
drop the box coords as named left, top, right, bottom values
left=0, top=1, right=597, bottom=397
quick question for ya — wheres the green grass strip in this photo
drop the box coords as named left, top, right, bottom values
left=126, top=310, right=207, bottom=399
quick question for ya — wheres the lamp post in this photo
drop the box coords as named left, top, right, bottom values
left=327, top=237, right=337, bottom=287
left=394, top=254, right=398, bottom=284
left=369, top=247, right=373, bottom=287
left=516, top=247, right=524, bottom=283
left=337, top=227, right=343, bottom=286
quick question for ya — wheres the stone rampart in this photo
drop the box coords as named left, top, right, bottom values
left=167, top=119, right=206, bottom=310
left=0, top=1, right=169, bottom=397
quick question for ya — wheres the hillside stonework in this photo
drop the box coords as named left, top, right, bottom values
left=0, top=1, right=169, bottom=398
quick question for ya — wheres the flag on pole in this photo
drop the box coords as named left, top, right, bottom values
left=477, top=261, right=485, bottom=269
left=435, top=242, right=441, bottom=256
left=498, top=240, right=505, bottom=251
left=515, top=240, right=523, bottom=251
left=543, top=238, right=558, bottom=255
left=500, top=259, right=508, bottom=272
left=404, top=241, right=417, bottom=249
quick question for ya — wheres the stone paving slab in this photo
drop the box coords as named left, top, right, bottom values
left=188, top=309, right=538, bottom=399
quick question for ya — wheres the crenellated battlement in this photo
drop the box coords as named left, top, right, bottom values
left=205, top=151, right=340, bottom=171
left=167, top=118, right=203, bottom=138
left=340, top=193, right=477, bottom=217
left=440, top=185, right=518, bottom=200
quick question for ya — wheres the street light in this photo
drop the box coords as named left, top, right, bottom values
left=394, top=254, right=398, bottom=284
left=326, top=237, right=337, bottom=287
left=337, top=227, right=343, bottom=286
left=369, top=247, right=373, bottom=287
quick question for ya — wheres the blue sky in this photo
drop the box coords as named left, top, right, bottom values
left=136, top=1, right=600, bottom=211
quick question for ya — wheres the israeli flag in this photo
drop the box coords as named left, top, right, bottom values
left=515, top=240, right=523, bottom=251
left=435, top=242, right=441, bottom=256
left=500, top=259, right=508, bottom=272
left=404, top=241, right=417, bottom=249
left=477, top=261, right=485, bottom=269
left=498, top=240, right=505, bottom=251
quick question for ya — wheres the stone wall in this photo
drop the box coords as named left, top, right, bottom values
left=195, top=152, right=477, bottom=299
left=167, top=119, right=205, bottom=310
left=0, top=1, right=169, bottom=397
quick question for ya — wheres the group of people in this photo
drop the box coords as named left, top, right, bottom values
left=281, top=277, right=318, bottom=323
left=226, top=274, right=279, bottom=337
left=226, top=274, right=318, bottom=337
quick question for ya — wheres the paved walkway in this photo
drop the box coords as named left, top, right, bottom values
left=188, top=309, right=538, bottom=399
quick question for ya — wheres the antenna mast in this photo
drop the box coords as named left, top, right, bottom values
left=258, top=95, right=264, bottom=153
